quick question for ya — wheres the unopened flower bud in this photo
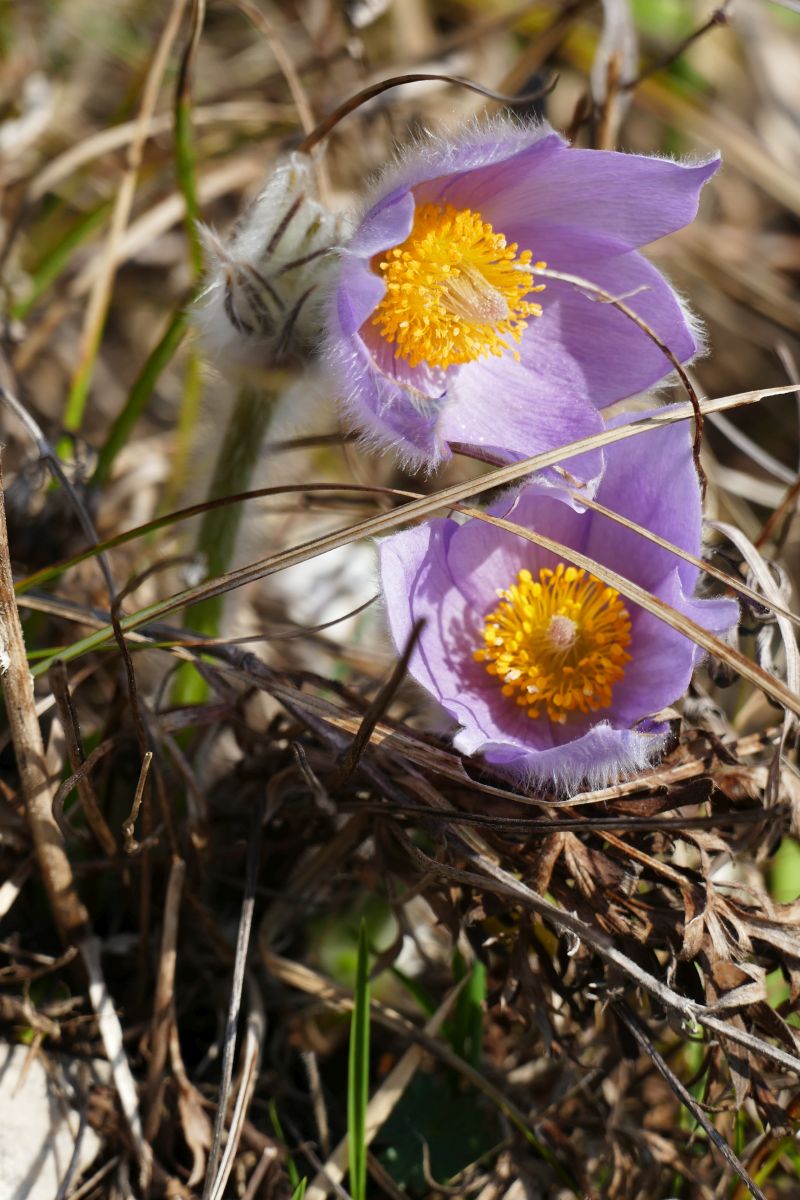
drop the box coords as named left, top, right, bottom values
left=194, top=153, right=345, bottom=372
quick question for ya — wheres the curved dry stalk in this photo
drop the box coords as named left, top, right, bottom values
left=145, top=858, right=186, bottom=1141
left=297, top=72, right=557, bottom=155
left=29, top=386, right=797, bottom=684
left=202, top=792, right=265, bottom=1198
left=530, top=263, right=706, bottom=482
left=0, top=463, right=89, bottom=944
left=207, top=973, right=266, bottom=1200
left=565, top=489, right=800, bottom=632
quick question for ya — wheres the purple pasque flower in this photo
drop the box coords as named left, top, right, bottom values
left=328, top=117, right=718, bottom=474
left=379, top=417, right=738, bottom=793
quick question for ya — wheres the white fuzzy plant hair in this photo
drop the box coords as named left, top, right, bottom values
left=193, top=152, right=346, bottom=374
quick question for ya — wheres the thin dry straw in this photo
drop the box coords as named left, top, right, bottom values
left=25, top=387, right=800, bottom=720
left=297, top=72, right=557, bottom=155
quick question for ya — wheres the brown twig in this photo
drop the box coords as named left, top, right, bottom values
left=144, top=857, right=186, bottom=1141
left=328, top=617, right=424, bottom=790
left=122, top=751, right=158, bottom=856
left=0, top=460, right=89, bottom=945
left=622, top=3, right=731, bottom=91
left=48, top=660, right=118, bottom=858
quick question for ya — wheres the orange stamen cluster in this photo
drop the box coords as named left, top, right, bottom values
left=474, top=564, right=632, bottom=723
left=371, top=202, right=545, bottom=370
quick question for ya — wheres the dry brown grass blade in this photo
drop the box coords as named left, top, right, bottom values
left=557, top=730, right=775, bottom=807
left=48, top=661, right=118, bottom=858
left=229, top=0, right=316, bottom=136
left=202, top=791, right=265, bottom=1199
left=23, top=102, right=291, bottom=200
left=329, top=618, right=424, bottom=790
left=0, top=461, right=89, bottom=945
left=565, top=489, right=800, bottom=631
left=76, top=386, right=795, bottom=650
left=68, top=0, right=190, bottom=415
left=406, top=842, right=800, bottom=1079
left=145, top=858, right=186, bottom=1141
left=208, top=974, right=266, bottom=1200
left=80, top=935, right=155, bottom=1190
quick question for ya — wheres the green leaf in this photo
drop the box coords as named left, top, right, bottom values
left=268, top=1100, right=300, bottom=1189
left=770, top=837, right=800, bottom=904
left=376, top=1072, right=500, bottom=1195
left=449, top=951, right=486, bottom=1068
left=348, top=919, right=370, bottom=1200
left=91, top=304, right=188, bottom=489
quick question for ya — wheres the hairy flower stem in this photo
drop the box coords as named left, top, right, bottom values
left=174, top=384, right=274, bottom=702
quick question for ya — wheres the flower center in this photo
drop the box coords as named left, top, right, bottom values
left=474, top=564, right=632, bottom=724
left=371, top=202, right=545, bottom=370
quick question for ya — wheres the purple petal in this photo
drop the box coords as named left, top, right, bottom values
left=468, top=722, right=667, bottom=792
left=446, top=484, right=588, bottom=613
left=332, top=329, right=449, bottom=466
left=434, top=143, right=719, bottom=258
left=441, top=350, right=606, bottom=479
left=379, top=521, right=527, bottom=742
left=335, top=256, right=386, bottom=336
left=368, top=123, right=564, bottom=219
left=586, top=414, right=702, bottom=592
left=517, top=251, right=701, bottom=407
left=681, top=593, right=740, bottom=665
left=349, top=188, right=415, bottom=258
left=610, top=569, right=737, bottom=723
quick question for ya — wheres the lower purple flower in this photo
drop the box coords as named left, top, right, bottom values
left=379, top=418, right=738, bottom=793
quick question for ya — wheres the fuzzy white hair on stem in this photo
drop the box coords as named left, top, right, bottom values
left=193, top=153, right=347, bottom=375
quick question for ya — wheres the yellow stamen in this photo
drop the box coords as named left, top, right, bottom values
left=371, top=203, right=546, bottom=370
left=474, top=564, right=632, bottom=724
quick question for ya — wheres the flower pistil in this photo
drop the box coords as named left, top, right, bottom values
left=475, top=564, right=632, bottom=723
left=371, top=203, right=545, bottom=370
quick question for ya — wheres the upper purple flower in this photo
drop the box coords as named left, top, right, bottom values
left=327, top=118, right=718, bottom=473
left=379, top=416, right=737, bottom=794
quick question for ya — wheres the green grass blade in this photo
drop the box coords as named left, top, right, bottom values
left=11, top=201, right=113, bottom=322
left=171, top=384, right=274, bottom=703
left=348, top=919, right=370, bottom=1200
left=164, top=346, right=204, bottom=509
left=449, top=951, right=487, bottom=1069
left=290, top=1181, right=307, bottom=1200
left=186, top=387, right=274, bottom=632
left=166, top=13, right=206, bottom=509
left=91, top=304, right=189, bottom=488
left=268, top=1100, right=300, bottom=1189
left=174, top=91, right=204, bottom=275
